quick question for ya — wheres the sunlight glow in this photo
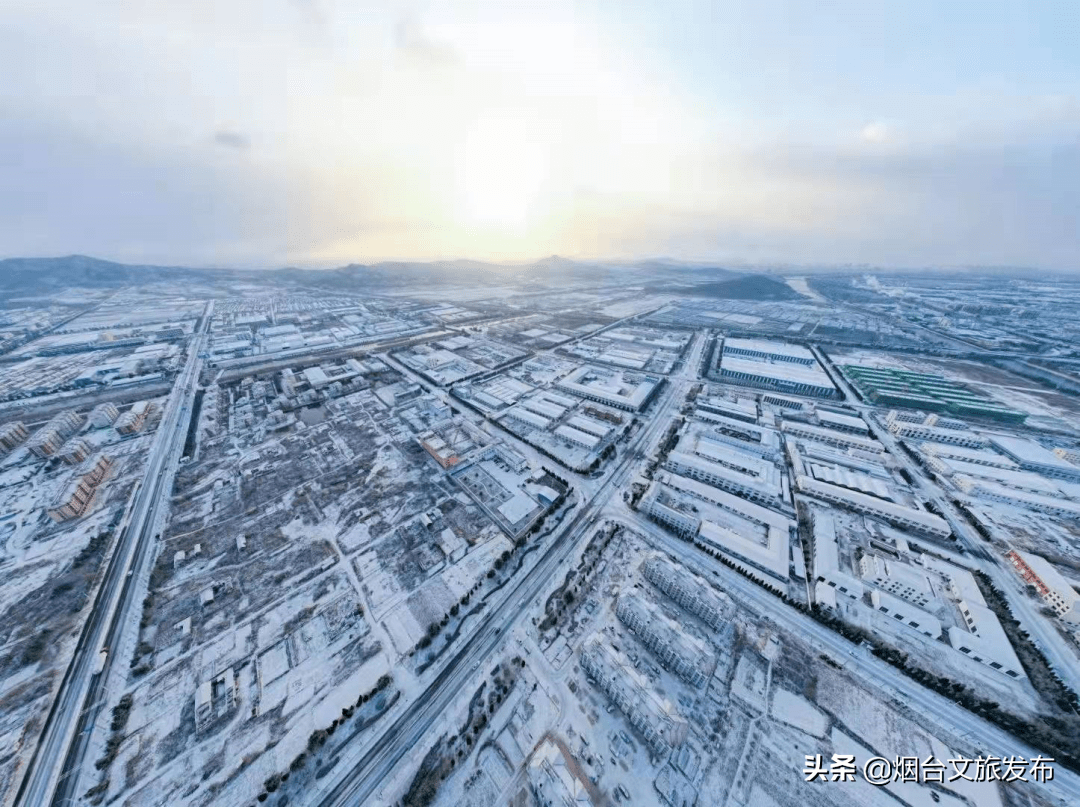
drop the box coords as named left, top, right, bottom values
left=456, top=115, right=549, bottom=230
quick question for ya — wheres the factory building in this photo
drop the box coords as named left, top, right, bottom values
left=1006, top=550, right=1080, bottom=624
left=555, top=366, right=660, bottom=412
left=780, top=422, right=884, bottom=453
left=721, top=338, right=817, bottom=366
left=869, top=590, right=942, bottom=638
left=616, top=593, right=717, bottom=688
left=504, top=406, right=551, bottom=431
left=844, top=366, right=1026, bottom=424
left=886, top=417, right=988, bottom=448
left=989, top=435, right=1080, bottom=482
left=810, top=511, right=864, bottom=601
left=477, top=444, right=530, bottom=474
left=659, top=473, right=793, bottom=582
left=641, top=488, right=701, bottom=538
left=949, top=601, right=1024, bottom=679
left=691, top=413, right=781, bottom=460
left=580, top=637, right=688, bottom=753
left=859, top=554, right=933, bottom=607
left=793, top=474, right=951, bottom=537
left=954, top=476, right=1080, bottom=519
left=719, top=355, right=838, bottom=399
left=665, top=451, right=776, bottom=505
left=888, top=411, right=970, bottom=431
left=693, top=412, right=763, bottom=443
left=642, top=555, right=732, bottom=629
left=554, top=424, right=601, bottom=450
left=566, top=415, right=612, bottom=439
left=816, top=409, right=869, bottom=435
left=919, top=443, right=1017, bottom=469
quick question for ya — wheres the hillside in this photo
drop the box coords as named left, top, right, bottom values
left=686, top=274, right=804, bottom=301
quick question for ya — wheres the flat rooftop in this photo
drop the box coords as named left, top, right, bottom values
left=724, top=338, right=815, bottom=359
left=720, top=355, right=836, bottom=389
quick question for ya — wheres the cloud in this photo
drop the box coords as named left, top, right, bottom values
left=3, top=2, right=1080, bottom=270
left=394, top=16, right=458, bottom=67
left=213, top=130, right=251, bottom=150
left=860, top=121, right=890, bottom=144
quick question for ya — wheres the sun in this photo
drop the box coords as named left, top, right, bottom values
left=456, top=115, right=549, bottom=230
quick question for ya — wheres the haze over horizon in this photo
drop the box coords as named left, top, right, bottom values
left=3, top=1, right=1079, bottom=271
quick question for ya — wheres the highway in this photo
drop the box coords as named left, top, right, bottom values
left=308, top=362, right=690, bottom=806
left=620, top=510, right=1080, bottom=807
left=13, top=304, right=211, bottom=807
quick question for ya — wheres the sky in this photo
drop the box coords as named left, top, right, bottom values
left=2, top=0, right=1079, bottom=270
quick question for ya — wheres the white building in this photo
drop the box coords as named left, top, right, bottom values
left=817, top=409, right=870, bottom=435
left=869, top=590, right=942, bottom=638
left=722, top=338, right=819, bottom=366
left=811, top=511, right=864, bottom=601
left=666, top=450, right=778, bottom=505
left=696, top=395, right=759, bottom=424
left=555, top=365, right=660, bottom=412
left=989, top=435, right=1080, bottom=482
left=886, top=420, right=988, bottom=447
left=954, top=476, right=1080, bottom=519
left=793, top=474, right=950, bottom=537
left=859, top=554, right=933, bottom=607
left=781, top=422, right=884, bottom=453
left=660, top=473, right=793, bottom=582
left=719, top=353, right=837, bottom=399
left=504, top=407, right=551, bottom=431
left=949, top=601, right=1024, bottom=679
left=554, top=424, right=601, bottom=450
left=641, top=487, right=702, bottom=537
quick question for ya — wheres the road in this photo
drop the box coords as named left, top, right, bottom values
left=13, top=303, right=211, bottom=807
left=308, top=365, right=689, bottom=806
left=313, top=322, right=1076, bottom=806
left=815, top=348, right=1080, bottom=693
left=620, top=509, right=1080, bottom=806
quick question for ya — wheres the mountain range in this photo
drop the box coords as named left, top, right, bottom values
left=0, top=254, right=804, bottom=300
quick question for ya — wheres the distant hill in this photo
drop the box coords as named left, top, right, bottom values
left=685, top=274, right=804, bottom=301
left=0, top=254, right=618, bottom=293
left=0, top=254, right=793, bottom=298
left=0, top=255, right=215, bottom=293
